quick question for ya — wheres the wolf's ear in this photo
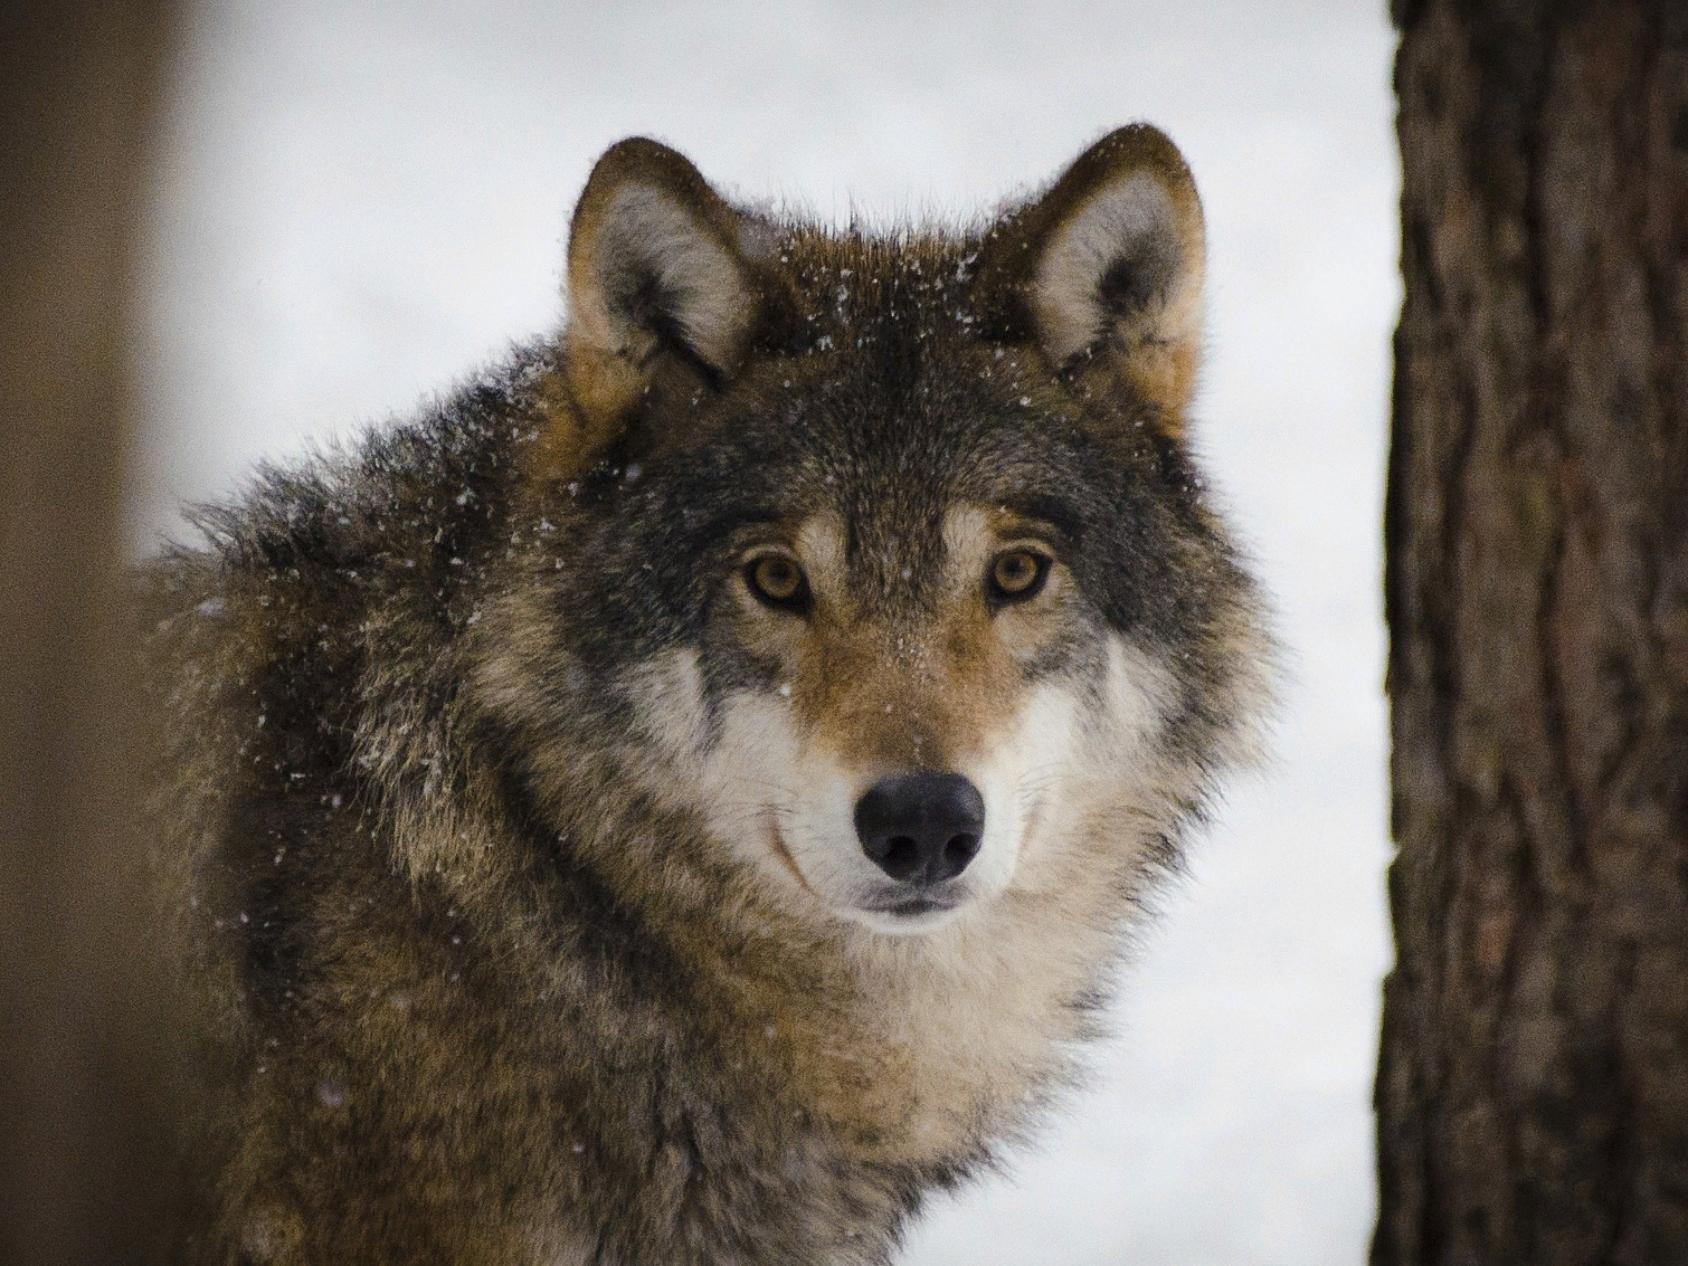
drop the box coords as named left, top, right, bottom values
left=974, top=124, right=1206, bottom=423
left=555, top=138, right=768, bottom=467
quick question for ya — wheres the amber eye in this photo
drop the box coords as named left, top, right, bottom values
left=988, top=549, right=1050, bottom=605
left=745, top=554, right=809, bottom=612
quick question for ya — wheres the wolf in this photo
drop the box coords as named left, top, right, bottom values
left=144, top=124, right=1271, bottom=1264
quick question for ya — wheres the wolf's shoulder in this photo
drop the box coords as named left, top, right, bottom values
left=137, top=338, right=565, bottom=790
left=173, top=342, right=553, bottom=572
left=143, top=341, right=561, bottom=630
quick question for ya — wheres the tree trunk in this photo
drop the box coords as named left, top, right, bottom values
left=0, top=3, right=181, bottom=1262
left=1377, top=1, right=1688, bottom=1263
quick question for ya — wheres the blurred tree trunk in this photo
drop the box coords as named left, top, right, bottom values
left=0, top=3, right=181, bottom=1263
left=1376, top=1, right=1688, bottom=1263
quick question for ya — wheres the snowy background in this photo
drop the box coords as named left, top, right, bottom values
left=133, top=3, right=1398, bottom=1262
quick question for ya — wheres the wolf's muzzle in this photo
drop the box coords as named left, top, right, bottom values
left=853, top=772, right=985, bottom=885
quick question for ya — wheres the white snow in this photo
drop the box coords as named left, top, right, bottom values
left=135, top=2, right=1397, bottom=1262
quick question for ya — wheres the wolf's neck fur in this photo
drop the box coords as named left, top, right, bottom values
left=445, top=709, right=1138, bottom=1179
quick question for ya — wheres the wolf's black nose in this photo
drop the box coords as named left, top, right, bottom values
left=854, top=772, right=985, bottom=884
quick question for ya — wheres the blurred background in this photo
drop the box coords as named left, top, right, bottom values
left=132, top=3, right=1398, bottom=1262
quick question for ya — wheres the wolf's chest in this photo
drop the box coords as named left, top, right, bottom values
left=771, top=903, right=1110, bottom=1168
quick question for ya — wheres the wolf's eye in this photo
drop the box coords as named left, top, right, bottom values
left=745, top=554, right=810, bottom=612
left=987, top=550, right=1050, bottom=606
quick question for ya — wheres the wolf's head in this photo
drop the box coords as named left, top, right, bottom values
left=485, top=128, right=1268, bottom=938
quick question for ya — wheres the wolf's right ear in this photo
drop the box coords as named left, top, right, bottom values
left=552, top=138, right=771, bottom=471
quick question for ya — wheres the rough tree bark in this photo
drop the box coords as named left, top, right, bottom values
left=1377, top=1, right=1688, bottom=1263
left=0, top=3, right=181, bottom=1262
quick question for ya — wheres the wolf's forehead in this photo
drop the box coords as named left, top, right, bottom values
left=781, top=228, right=973, bottom=296
left=792, top=504, right=1003, bottom=592
left=794, top=514, right=847, bottom=575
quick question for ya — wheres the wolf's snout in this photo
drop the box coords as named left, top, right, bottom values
left=853, top=773, right=985, bottom=884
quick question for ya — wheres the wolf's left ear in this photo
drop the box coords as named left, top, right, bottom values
left=554, top=137, right=774, bottom=469
left=973, top=124, right=1206, bottom=423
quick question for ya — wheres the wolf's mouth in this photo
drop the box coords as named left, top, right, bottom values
left=861, top=895, right=957, bottom=919
left=764, top=818, right=817, bottom=896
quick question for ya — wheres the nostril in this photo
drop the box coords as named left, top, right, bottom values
left=881, top=836, right=921, bottom=881
left=946, top=834, right=979, bottom=860
left=938, top=833, right=980, bottom=881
